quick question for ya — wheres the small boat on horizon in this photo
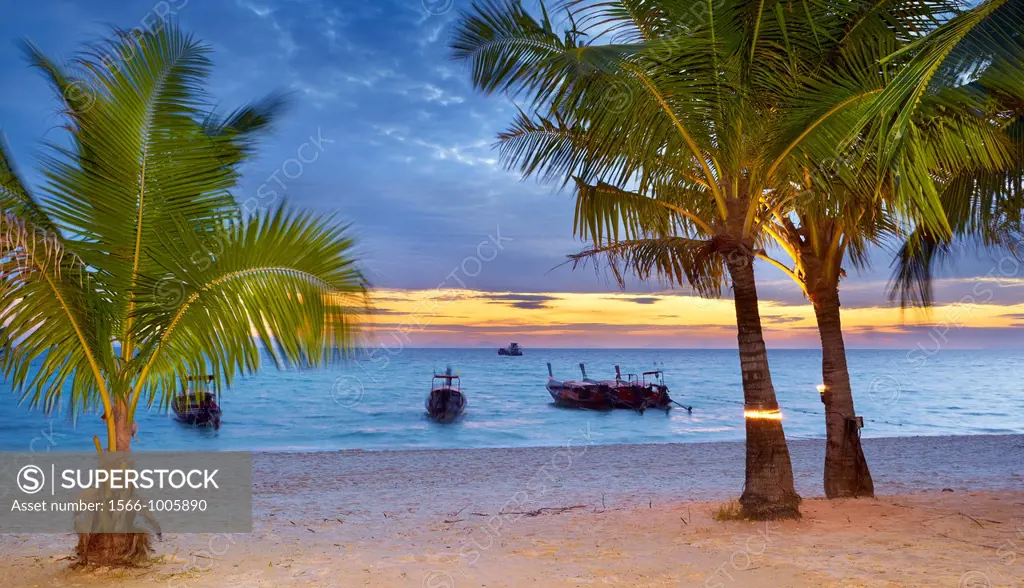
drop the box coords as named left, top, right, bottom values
left=426, top=367, right=466, bottom=422
left=498, top=342, right=523, bottom=356
left=172, top=375, right=222, bottom=428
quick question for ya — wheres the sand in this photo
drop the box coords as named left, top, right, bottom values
left=2, top=435, right=1022, bottom=587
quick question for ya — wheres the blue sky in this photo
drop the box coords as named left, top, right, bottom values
left=0, top=0, right=593, bottom=293
left=2, top=0, right=1024, bottom=348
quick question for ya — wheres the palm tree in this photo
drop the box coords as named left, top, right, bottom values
left=876, top=0, right=1024, bottom=308
left=451, top=0, right=979, bottom=516
left=765, top=201, right=883, bottom=498
left=0, top=26, right=366, bottom=565
left=451, top=0, right=866, bottom=519
left=772, top=92, right=1020, bottom=499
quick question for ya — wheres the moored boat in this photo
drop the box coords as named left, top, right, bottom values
left=573, top=364, right=691, bottom=414
left=546, top=363, right=614, bottom=410
left=609, top=366, right=690, bottom=413
left=172, top=375, right=222, bottom=428
left=426, top=367, right=466, bottom=422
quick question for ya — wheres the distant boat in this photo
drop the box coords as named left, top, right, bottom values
left=498, top=342, right=523, bottom=356
left=172, top=375, right=222, bottom=428
left=545, top=363, right=614, bottom=410
left=426, top=367, right=466, bottom=422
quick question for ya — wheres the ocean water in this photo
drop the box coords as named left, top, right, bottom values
left=0, top=348, right=1021, bottom=452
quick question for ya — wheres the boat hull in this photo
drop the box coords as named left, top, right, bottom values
left=546, top=380, right=613, bottom=410
left=607, top=384, right=673, bottom=412
left=426, top=388, right=467, bottom=422
left=172, top=393, right=222, bottom=428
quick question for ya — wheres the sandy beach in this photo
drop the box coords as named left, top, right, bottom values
left=2, top=434, right=1022, bottom=587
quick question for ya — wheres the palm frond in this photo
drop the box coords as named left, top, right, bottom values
left=0, top=212, right=114, bottom=417
left=125, top=206, right=367, bottom=411
left=886, top=229, right=951, bottom=308
left=568, top=235, right=726, bottom=297
left=0, top=135, right=58, bottom=233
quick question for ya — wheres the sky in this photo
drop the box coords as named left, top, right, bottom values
left=2, top=0, right=1023, bottom=349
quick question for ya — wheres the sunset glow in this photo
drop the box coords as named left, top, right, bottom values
left=358, top=287, right=1024, bottom=348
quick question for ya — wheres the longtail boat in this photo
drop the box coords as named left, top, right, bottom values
left=608, top=366, right=674, bottom=413
left=572, top=364, right=693, bottom=414
left=545, top=363, right=614, bottom=409
left=172, top=375, right=222, bottom=428
left=426, top=367, right=466, bottom=422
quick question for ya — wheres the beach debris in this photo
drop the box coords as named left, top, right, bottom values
left=942, top=488, right=954, bottom=492
left=959, top=513, right=985, bottom=528
left=472, top=505, right=586, bottom=518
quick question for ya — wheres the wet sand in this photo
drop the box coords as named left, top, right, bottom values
left=2, top=434, right=1022, bottom=587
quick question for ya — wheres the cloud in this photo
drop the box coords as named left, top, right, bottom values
left=418, top=23, right=446, bottom=47
left=411, top=138, right=497, bottom=167
left=344, top=68, right=396, bottom=88
left=613, top=296, right=661, bottom=305
left=236, top=0, right=273, bottom=18
left=763, top=315, right=804, bottom=324
left=482, top=293, right=558, bottom=310
left=404, top=82, right=465, bottom=106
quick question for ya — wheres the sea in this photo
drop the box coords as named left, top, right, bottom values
left=0, top=348, right=1021, bottom=453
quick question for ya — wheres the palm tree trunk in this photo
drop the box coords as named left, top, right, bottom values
left=76, top=399, right=152, bottom=566
left=811, top=286, right=874, bottom=498
left=113, top=399, right=133, bottom=451
left=725, top=253, right=801, bottom=519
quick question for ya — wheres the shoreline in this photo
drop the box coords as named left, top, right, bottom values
left=3, top=434, right=1022, bottom=587
left=242, top=431, right=1023, bottom=455
left=247, top=434, right=1023, bottom=524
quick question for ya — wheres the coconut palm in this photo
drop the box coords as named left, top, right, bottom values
left=764, top=200, right=885, bottom=498
left=451, top=0, right=843, bottom=519
left=879, top=0, right=1024, bottom=307
left=0, top=26, right=366, bottom=565
left=450, top=0, right=985, bottom=515
left=757, top=0, right=1024, bottom=492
